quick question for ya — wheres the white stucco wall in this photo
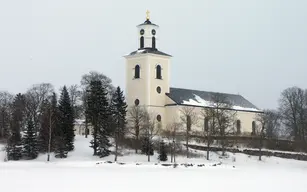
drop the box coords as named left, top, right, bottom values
left=164, top=104, right=262, bottom=135
left=125, top=53, right=170, bottom=106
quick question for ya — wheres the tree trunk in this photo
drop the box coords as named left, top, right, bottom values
left=93, top=124, right=97, bottom=156
left=186, top=130, right=189, bottom=158
left=206, top=134, right=210, bottom=160
left=114, top=136, right=118, bottom=162
left=135, top=135, right=139, bottom=154
left=47, top=109, right=52, bottom=162
left=148, top=138, right=150, bottom=162
left=170, top=142, right=173, bottom=163
left=221, top=129, right=226, bottom=156
left=173, top=140, right=176, bottom=163
left=259, top=126, right=264, bottom=161
left=1, top=112, right=5, bottom=138
left=85, top=116, right=88, bottom=138
left=259, top=135, right=263, bottom=161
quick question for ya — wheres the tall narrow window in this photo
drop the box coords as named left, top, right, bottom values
left=187, top=115, right=191, bottom=132
left=156, top=65, right=162, bottom=79
left=236, top=120, right=241, bottom=134
left=252, top=121, right=256, bottom=135
left=134, top=65, right=140, bottom=79
left=152, top=36, right=156, bottom=49
left=140, top=36, right=144, bottom=48
left=204, top=117, right=209, bottom=132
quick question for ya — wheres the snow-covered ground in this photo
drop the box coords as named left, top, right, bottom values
left=1, top=136, right=307, bottom=192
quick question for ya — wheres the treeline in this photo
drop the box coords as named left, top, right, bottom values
left=1, top=70, right=307, bottom=162
left=1, top=85, right=76, bottom=160
left=0, top=71, right=166, bottom=162
left=0, top=71, right=125, bottom=161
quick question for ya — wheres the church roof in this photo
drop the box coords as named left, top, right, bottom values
left=127, top=48, right=172, bottom=57
left=166, top=87, right=261, bottom=112
left=137, top=19, right=159, bottom=27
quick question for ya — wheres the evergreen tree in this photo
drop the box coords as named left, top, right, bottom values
left=50, top=93, right=59, bottom=152
left=158, top=140, right=168, bottom=161
left=141, top=137, right=154, bottom=156
left=110, top=86, right=127, bottom=161
left=54, top=130, right=67, bottom=158
left=22, top=119, right=38, bottom=159
left=86, top=80, right=111, bottom=157
left=38, top=99, right=51, bottom=152
left=97, top=128, right=111, bottom=157
left=6, top=94, right=25, bottom=161
left=58, top=86, right=75, bottom=151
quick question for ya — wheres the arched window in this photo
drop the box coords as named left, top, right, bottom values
left=204, top=117, right=209, bottom=132
left=252, top=121, right=256, bottom=135
left=156, top=65, right=162, bottom=79
left=187, top=115, right=191, bottom=132
left=236, top=120, right=241, bottom=134
left=134, top=65, right=140, bottom=79
left=134, top=99, right=140, bottom=106
left=140, top=36, right=144, bottom=49
left=152, top=36, right=156, bottom=49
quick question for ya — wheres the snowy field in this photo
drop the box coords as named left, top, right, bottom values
left=1, top=136, right=307, bottom=192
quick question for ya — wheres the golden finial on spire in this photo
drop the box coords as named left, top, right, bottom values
left=146, top=10, right=150, bottom=20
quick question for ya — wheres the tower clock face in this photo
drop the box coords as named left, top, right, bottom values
left=140, top=29, right=144, bottom=35
left=151, top=29, right=156, bottom=35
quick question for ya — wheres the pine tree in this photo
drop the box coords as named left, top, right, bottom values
left=58, top=86, right=75, bottom=152
left=22, top=119, right=38, bottom=160
left=50, top=93, right=59, bottom=151
left=97, top=128, right=111, bottom=157
left=158, top=140, right=168, bottom=161
left=38, top=99, right=51, bottom=152
left=86, top=80, right=111, bottom=157
left=110, top=86, right=127, bottom=161
left=141, top=137, right=154, bottom=156
left=6, top=94, right=25, bottom=161
left=54, top=132, right=67, bottom=158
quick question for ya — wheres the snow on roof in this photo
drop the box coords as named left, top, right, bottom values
left=125, top=48, right=172, bottom=57
left=166, top=87, right=261, bottom=112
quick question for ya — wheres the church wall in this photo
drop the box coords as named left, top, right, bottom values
left=164, top=105, right=261, bottom=135
left=147, top=54, right=171, bottom=107
left=125, top=55, right=150, bottom=107
left=165, top=96, right=176, bottom=105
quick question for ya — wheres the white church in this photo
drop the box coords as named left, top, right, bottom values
left=124, top=12, right=262, bottom=135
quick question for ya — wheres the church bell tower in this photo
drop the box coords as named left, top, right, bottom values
left=124, top=11, right=172, bottom=124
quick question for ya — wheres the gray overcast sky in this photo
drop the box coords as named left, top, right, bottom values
left=1, top=0, right=307, bottom=109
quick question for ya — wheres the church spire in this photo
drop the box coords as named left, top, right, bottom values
left=146, top=10, right=150, bottom=20
left=137, top=11, right=159, bottom=50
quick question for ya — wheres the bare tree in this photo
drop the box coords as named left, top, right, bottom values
left=201, top=107, right=218, bottom=160
left=127, top=105, right=147, bottom=153
left=180, top=106, right=198, bottom=158
left=81, top=71, right=115, bottom=97
left=264, top=109, right=281, bottom=139
left=141, top=111, right=161, bottom=162
left=25, top=83, right=54, bottom=132
left=255, top=112, right=266, bottom=161
left=0, top=91, right=14, bottom=139
left=163, top=121, right=182, bottom=163
left=68, top=84, right=82, bottom=119
left=279, top=87, right=307, bottom=143
left=208, top=93, right=237, bottom=156
left=255, top=109, right=281, bottom=161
